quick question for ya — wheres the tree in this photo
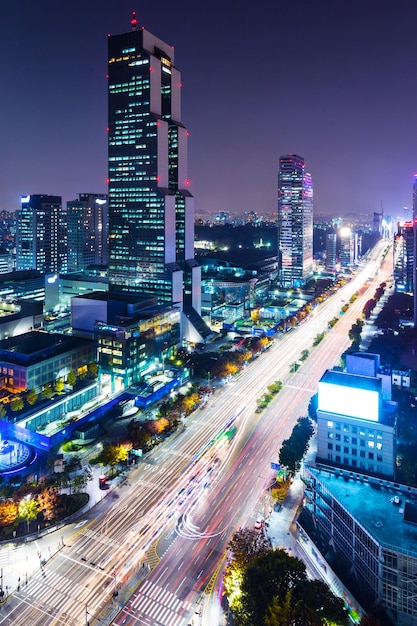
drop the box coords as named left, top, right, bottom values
left=235, top=550, right=349, bottom=626
left=65, top=455, right=82, bottom=476
left=241, top=550, right=307, bottom=625
left=0, top=500, right=18, bottom=526
left=98, top=443, right=130, bottom=474
left=279, top=417, right=314, bottom=476
left=10, top=397, right=24, bottom=412
left=264, top=590, right=302, bottom=626
left=0, top=404, right=7, bottom=419
left=42, top=384, right=53, bottom=399
left=17, top=497, right=39, bottom=531
left=67, top=369, right=77, bottom=387
left=145, top=418, right=169, bottom=435
left=26, top=388, right=38, bottom=406
left=54, top=378, right=65, bottom=394
left=37, top=486, right=61, bottom=521
left=88, top=362, right=98, bottom=378
left=227, top=528, right=271, bottom=569
left=71, top=473, right=88, bottom=494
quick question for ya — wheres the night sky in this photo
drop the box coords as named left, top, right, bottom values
left=1, top=1, right=416, bottom=218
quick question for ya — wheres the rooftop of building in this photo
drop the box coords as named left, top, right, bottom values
left=74, top=290, right=157, bottom=307
left=307, top=465, right=417, bottom=556
left=320, top=368, right=382, bottom=393
left=0, top=331, right=92, bottom=365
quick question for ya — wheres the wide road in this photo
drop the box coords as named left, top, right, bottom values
left=0, top=241, right=392, bottom=626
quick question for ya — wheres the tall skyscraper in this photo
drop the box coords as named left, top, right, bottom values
left=325, top=232, right=337, bottom=271
left=107, top=14, right=201, bottom=322
left=277, top=154, right=313, bottom=288
left=67, top=193, right=108, bottom=272
left=16, top=194, right=67, bottom=274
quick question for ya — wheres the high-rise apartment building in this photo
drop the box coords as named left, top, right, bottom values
left=277, top=154, right=313, bottom=288
left=67, top=193, right=108, bottom=272
left=107, top=15, right=201, bottom=326
left=16, top=195, right=67, bottom=274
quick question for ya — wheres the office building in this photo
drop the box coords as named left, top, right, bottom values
left=325, top=232, right=337, bottom=270
left=394, top=222, right=414, bottom=293
left=338, top=227, right=355, bottom=268
left=67, top=193, right=108, bottom=272
left=277, top=154, right=313, bottom=288
left=107, top=14, right=204, bottom=341
left=316, top=353, right=397, bottom=480
left=16, top=195, right=67, bottom=274
left=301, top=466, right=417, bottom=626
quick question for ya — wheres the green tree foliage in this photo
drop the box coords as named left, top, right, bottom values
left=54, top=378, right=65, bottom=394
left=97, top=443, right=130, bottom=473
left=42, top=384, right=53, bottom=399
left=279, top=417, right=314, bottom=476
left=348, top=318, right=364, bottom=344
left=26, top=388, right=38, bottom=406
left=17, top=497, right=39, bottom=527
left=88, top=362, right=98, bottom=378
left=10, top=397, right=24, bottom=412
left=67, top=369, right=77, bottom=387
left=226, top=547, right=348, bottom=626
left=0, top=404, right=7, bottom=419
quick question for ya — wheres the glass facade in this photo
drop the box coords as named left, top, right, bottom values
left=67, top=193, right=108, bottom=272
left=393, top=222, right=414, bottom=293
left=277, top=155, right=313, bottom=288
left=16, top=195, right=67, bottom=274
left=107, top=26, right=198, bottom=311
left=95, top=307, right=180, bottom=389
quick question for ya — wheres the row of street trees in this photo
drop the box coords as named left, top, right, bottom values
left=3, top=362, right=99, bottom=416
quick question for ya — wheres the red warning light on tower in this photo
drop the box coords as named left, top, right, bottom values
left=131, top=11, right=137, bottom=30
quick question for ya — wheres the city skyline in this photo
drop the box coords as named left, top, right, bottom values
left=1, top=1, right=416, bottom=218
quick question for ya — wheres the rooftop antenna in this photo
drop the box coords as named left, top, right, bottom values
left=131, top=11, right=137, bottom=30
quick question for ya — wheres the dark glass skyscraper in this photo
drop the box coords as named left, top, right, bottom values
left=277, top=155, right=313, bottom=288
left=67, top=193, right=108, bottom=272
left=16, top=194, right=67, bottom=274
left=107, top=15, right=201, bottom=319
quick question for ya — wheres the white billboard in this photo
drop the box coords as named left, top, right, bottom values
left=318, top=381, right=379, bottom=421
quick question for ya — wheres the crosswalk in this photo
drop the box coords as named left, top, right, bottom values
left=0, top=544, right=25, bottom=567
left=14, top=568, right=102, bottom=624
left=118, top=579, right=191, bottom=626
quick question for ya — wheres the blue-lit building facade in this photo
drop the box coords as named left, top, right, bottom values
left=16, top=195, right=67, bottom=274
left=277, top=155, right=313, bottom=288
left=107, top=17, right=201, bottom=336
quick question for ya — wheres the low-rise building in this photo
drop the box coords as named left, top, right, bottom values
left=0, top=330, right=94, bottom=392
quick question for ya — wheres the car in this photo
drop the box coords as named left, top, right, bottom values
left=254, top=518, right=263, bottom=530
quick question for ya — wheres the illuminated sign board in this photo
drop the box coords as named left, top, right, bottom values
left=21, top=195, right=31, bottom=203
left=318, top=381, right=379, bottom=422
